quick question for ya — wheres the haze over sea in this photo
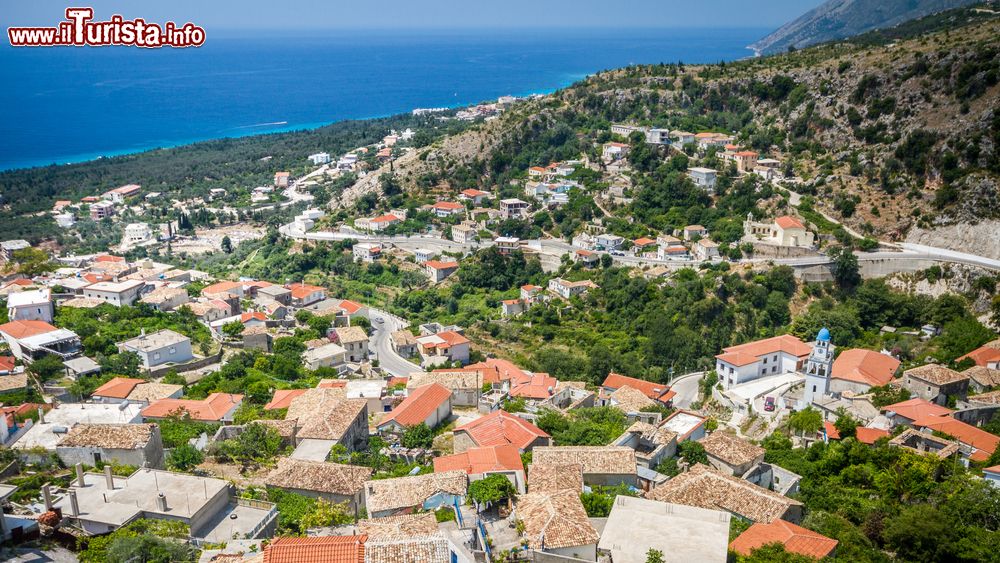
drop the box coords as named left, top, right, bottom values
left=0, top=28, right=765, bottom=171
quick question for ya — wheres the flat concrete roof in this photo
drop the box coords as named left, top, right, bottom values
left=661, top=412, right=704, bottom=437
left=53, top=470, right=229, bottom=527
left=598, top=496, right=730, bottom=563
left=14, top=403, right=143, bottom=450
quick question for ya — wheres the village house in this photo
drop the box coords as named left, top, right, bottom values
left=364, top=470, right=467, bottom=518
left=880, top=397, right=954, bottom=427
left=332, top=326, right=369, bottom=364
left=118, top=329, right=193, bottom=369
left=730, top=519, right=838, bottom=560
left=458, top=188, right=490, bottom=205
left=122, top=223, right=153, bottom=246
left=141, top=393, right=243, bottom=424
left=352, top=242, right=382, bottom=263
left=715, top=334, right=813, bottom=388
left=958, top=339, right=1000, bottom=369
left=730, top=150, right=759, bottom=173
left=6, top=289, right=53, bottom=323
left=52, top=467, right=276, bottom=541
left=648, top=464, right=803, bottom=523
left=600, top=497, right=732, bottom=563
left=516, top=489, right=600, bottom=561
left=547, top=277, right=598, bottom=299
left=390, top=329, right=418, bottom=358
left=102, top=184, right=141, bottom=203
left=302, top=341, right=347, bottom=371
left=356, top=213, right=403, bottom=232
left=425, top=260, right=459, bottom=284
left=0, top=320, right=82, bottom=362
left=611, top=421, right=678, bottom=470
left=900, top=364, right=970, bottom=405
left=0, top=240, right=30, bottom=262
left=682, top=225, right=708, bottom=241
left=829, top=348, right=900, bottom=394
left=433, top=444, right=526, bottom=493
left=658, top=243, right=690, bottom=260
left=91, top=377, right=183, bottom=405
left=889, top=429, right=961, bottom=460
left=184, top=300, right=232, bottom=323
left=416, top=330, right=471, bottom=365
left=911, top=416, right=999, bottom=463
left=200, top=280, right=244, bottom=301
left=308, top=152, right=331, bottom=165
left=451, top=223, right=477, bottom=244
left=661, top=410, right=709, bottom=442
left=82, top=280, right=146, bottom=307
left=13, top=403, right=144, bottom=454
left=574, top=249, right=600, bottom=267
left=694, top=238, right=721, bottom=261
left=611, top=123, right=645, bottom=137
left=255, top=284, right=292, bottom=307
left=452, top=409, right=550, bottom=453
left=55, top=423, right=164, bottom=469
left=532, top=446, right=637, bottom=487
left=89, top=201, right=115, bottom=220
left=602, top=141, right=630, bottom=162
left=699, top=432, right=766, bottom=476
left=499, top=198, right=529, bottom=220
left=264, top=457, right=372, bottom=516
left=963, top=366, right=1000, bottom=393
left=743, top=213, right=815, bottom=248
left=286, top=283, right=327, bottom=307
left=430, top=201, right=465, bottom=218
left=139, top=286, right=189, bottom=312
left=277, top=389, right=369, bottom=458
left=274, top=171, right=290, bottom=187
left=528, top=463, right=585, bottom=494
left=687, top=167, right=718, bottom=191
left=410, top=369, right=482, bottom=407
left=494, top=236, right=521, bottom=255
left=500, top=298, right=526, bottom=317
left=377, top=383, right=453, bottom=435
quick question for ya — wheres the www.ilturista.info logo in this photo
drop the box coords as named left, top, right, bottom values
left=7, top=8, right=205, bottom=48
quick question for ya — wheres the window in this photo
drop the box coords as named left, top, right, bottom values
left=812, top=385, right=817, bottom=393
left=168, top=347, right=176, bottom=355
left=153, top=352, right=161, bottom=360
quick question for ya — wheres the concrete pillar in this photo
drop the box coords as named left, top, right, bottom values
left=68, top=490, right=79, bottom=517
left=75, top=463, right=85, bottom=487
left=42, top=484, right=53, bottom=511
left=156, top=493, right=168, bottom=512
left=37, top=407, right=45, bottom=424
left=104, top=465, right=114, bottom=489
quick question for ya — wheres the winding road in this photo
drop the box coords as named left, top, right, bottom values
left=366, top=307, right=421, bottom=378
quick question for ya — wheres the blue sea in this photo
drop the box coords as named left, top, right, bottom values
left=0, top=28, right=765, bottom=171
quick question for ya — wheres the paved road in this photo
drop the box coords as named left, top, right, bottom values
left=367, top=307, right=421, bottom=378
left=669, top=371, right=704, bottom=409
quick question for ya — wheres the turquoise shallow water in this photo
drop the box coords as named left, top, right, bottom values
left=0, top=27, right=766, bottom=171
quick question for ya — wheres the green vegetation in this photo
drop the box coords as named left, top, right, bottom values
left=77, top=519, right=193, bottom=563
left=580, top=483, right=639, bottom=517
left=467, top=473, right=517, bottom=506
left=401, top=423, right=435, bottom=449
left=209, top=422, right=284, bottom=471
left=536, top=407, right=627, bottom=446
left=166, top=443, right=204, bottom=472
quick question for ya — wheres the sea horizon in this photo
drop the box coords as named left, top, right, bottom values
left=0, top=27, right=767, bottom=172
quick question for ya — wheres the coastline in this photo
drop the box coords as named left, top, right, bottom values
left=0, top=83, right=569, bottom=174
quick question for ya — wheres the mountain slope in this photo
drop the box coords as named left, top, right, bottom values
left=749, top=0, right=980, bottom=55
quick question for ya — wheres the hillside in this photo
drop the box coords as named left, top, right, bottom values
left=748, top=0, right=981, bottom=55
left=370, top=13, right=1000, bottom=257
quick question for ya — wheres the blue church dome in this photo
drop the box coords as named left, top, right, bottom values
left=817, top=327, right=831, bottom=342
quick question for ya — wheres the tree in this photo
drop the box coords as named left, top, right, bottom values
left=646, top=549, right=665, bottom=563
left=468, top=474, right=516, bottom=506
left=833, top=409, right=859, bottom=439
left=213, top=422, right=282, bottom=469
left=299, top=498, right=353, bottom=530
left=788, top=407, right=822, bottom=437
left=167, top=443, right=204, bottom=472
left=828, top=245, right=860, bottom=289
left=11, top=247, right=55, bottom=277
left=220, top=235, right=233, bottom=253
left=28, top=353, right=65, bottom=382
left=221, top=320, right=245, bottom=339
left=679, top=440, right=708, bottom=465
left=401, top=423, right=434, bottom=448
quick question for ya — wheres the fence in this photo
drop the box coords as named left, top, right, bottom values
left=147, top=350, right=223, bottom=378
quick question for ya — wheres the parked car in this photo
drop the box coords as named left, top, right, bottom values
left=764, top=396, right=776, bottom=412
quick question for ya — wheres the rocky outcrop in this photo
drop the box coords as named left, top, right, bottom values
left=906, top=220, right=1000, bottom=260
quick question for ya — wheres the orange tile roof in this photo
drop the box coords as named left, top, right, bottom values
left=425, top=260, right=459, bottom=270
left=436, top=330, right=469, bottom=346
left=831, top=349, right=900, bottom=387
left=958, top=339, right=1000, bottom=367
left=633, top=237, right=657, bottom=246
left=509, top=373, right=559, bottom=399
left=730, top=520, right=838, bottom=559
left=141, top=392, right=243, bottom=421
left=241, top=312, right=267, bottom=323
left=433, top=444, right=524, bottom=474
left=462, top=189, right=487, bottom=197
left=855, top=427, right=890, bottom=445
left=201, top=281, right=242, bottom=295
left=92, top=377, right=146, bottom=399
left=0, top=320, right=59, bottom=339
left=432, top=201, right=464, bottom=210
left=453, top=410, right=549, bottom=451
left=265, top=389, right=308, bottom=410
left=984, top=465, right=1000, bottom=474
left=0, top=356, right=15, bottom=373
left=339, top=299, right=365, bottom=315
left=823, top=420, right=841, bottom=440
left=380, top=383, right=451, bottom=428
left=94, top=254, right=126, bottom=262
left=288, top=283, right=326, bottom=300
left=912, top=416, right=999, bottom=462
left=775, top=216, right=805, bottom=229
left=601, top=373, right=673, bottom=402
left=881, top=398, right=953, bottom=422
left=717, top=334, right=812, bottom=363
left=370, top=214, right=401, bottom=223
left=734, top=151, right=759, bottom=157
left=263, top=535, right=366, bottom=563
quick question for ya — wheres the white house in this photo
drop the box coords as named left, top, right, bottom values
left=645, top=128, right=671, bottom=145
left=122, top=223, right=153, bottom=246
left=494, top=236, right=520, bottom=255
left=694, top=239, right=721, bottom=261
left=548, top=278, right=598, bottom=299
left=7, top=288, right=54, bottom=323
left=499, top=199, right=529, bottom=220
left=602, top=142, right=629, bottom=162
left=119, top=330, right=193, bottom=369
left=83, top=280, right=146, bottom=307
left=353, top=243, right=382, bottom=263
left=743, top=213, right=815, bottom=248
left=426, top=260, right=459, bottom=284
left=715, top=335, right=813, bottom=389
left=688, top=167, right=718, bottom=191
left=595, top=234, right=624, bottom=251
left=308, top=152, right=331, bottom=165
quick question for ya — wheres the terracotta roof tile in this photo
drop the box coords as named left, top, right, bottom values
left=699, top=433, right=765, bottom=467
left=265, top=458, right=372, bottom=496
left=263, top=536, right=365, bottom=563
left=963, top=367, right=1000, bottom=389
left=92, top=377, right=146, bottom=399
left=958, top=339, right=1000, bottom=367
left=717, top=335, right=812, bottom=363
left=855, top=427, right=890, bottom=445
left=532, top=446, right=636, bottom=475
left=0, top=320, right=59, bottom=339
left=57, top=423, right=156, bottom=449
left=528, top=463, right=583, bottom=493
left=775, top=216, right=805, bottom=229
left=601, top=373, right=673, bottom=401
left=453, top=410, right=549, bottom=451
left=880, top=398, right=954, bottom=422
left=364, top=470, right=467, bottom=514
left=433, top=444, right=524, bottom=474
left=832, top=349, right=900, bottom=387
left=358, top=513, right=439, bottom=540
left=904, top=364, right=968, bottom=386
left=647, top=465, right=802, bottom=523
left=516, top=489, right=599, bottom=550
left=286, top=388, right=366, bottom=441
left=379, top=383, right=451, bottom=428
left=141, top=393, right=242, bottom=421
left=730, top=520, right=838, bottom=559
